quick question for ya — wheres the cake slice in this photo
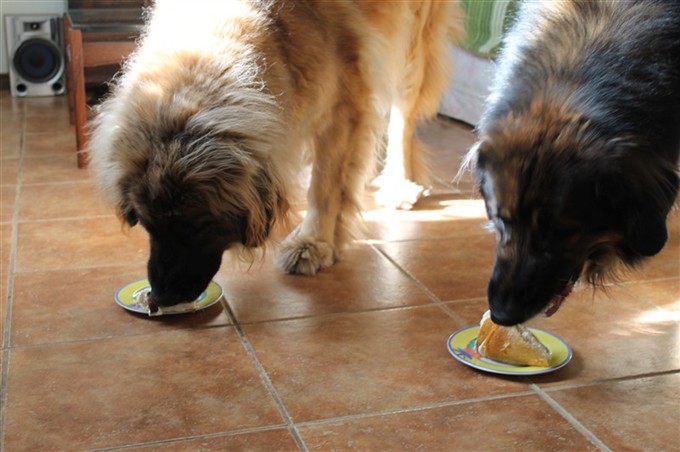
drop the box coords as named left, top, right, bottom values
left=476, top=310, right=551, bottom=366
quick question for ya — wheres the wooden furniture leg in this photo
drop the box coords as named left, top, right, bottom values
left=63, top=13, right=89, bottom=167
left=71, top=28, right=89, bottom=168
left=63, top=14, right=75, bottom=126
left=63, top=7, right=143, bottom=168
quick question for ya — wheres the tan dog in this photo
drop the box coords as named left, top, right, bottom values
left=89, top=0, right=464, bottom=306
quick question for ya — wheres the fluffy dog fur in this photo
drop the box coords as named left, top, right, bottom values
left=465, top=0, right=680, bottom=325
left=89, top=0, right=464, bottom=306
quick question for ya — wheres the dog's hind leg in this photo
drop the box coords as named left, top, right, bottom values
left=374, top=2, right=460, bottom=210
left=374, top=103, right=429, bottom=210
left=278, top=99, right=381, bottom=275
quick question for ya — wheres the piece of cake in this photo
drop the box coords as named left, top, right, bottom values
left=138, top=291, right=198, bottom=316
left=476, top=310, right=551, bottom=366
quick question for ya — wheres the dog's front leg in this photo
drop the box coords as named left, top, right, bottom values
left=278, top=102, right=377, bottom=275
left=277, top=123, right=344, bottom=275
left=277, top=191, right=338, bottom=275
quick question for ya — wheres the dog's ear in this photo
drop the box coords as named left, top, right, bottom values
left=597, top=157, right=675, bottom=257
left=470, top=138, right=494, bottom=170
left=242, top=170, right=288, bottom=248
left=474, top=139, right=494, bottom=170
left=457, top=138, right=493, bottom=183
left=625, top=208, right=668, bottom=257
left=115, top=178, right=139, bottom=227
left=117, top=202, right=139, bottom=227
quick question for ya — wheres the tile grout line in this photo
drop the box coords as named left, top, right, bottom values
left=537, top=368, right=680, bottom=393
left=529, top=383, right=612, bottom=452
left=230, top=300, right=457, bottom=328
left=93, top=389, right=543, bottom=450
left=293, top=389, right=538, bottom=428
left=11, top=261, right=146, bottom=277
left=0, top=99, right=27, bottom=451
left=92, top=423, right=290, bottom=451
left=221, top=302, right=309, bottom=452
left=15, top=214, right=118, bottom=224
left=7, top=322, right=233, bottom=350
left=370, top=244, right=469, bottom=328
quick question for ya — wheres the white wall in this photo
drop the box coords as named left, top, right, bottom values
left=0, top=0, right=67, bottom=74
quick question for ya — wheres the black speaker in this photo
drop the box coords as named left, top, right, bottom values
left=4, top=15, right=66, bottom=97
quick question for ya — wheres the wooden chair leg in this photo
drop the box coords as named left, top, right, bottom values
left=63, top=14, right=76, bottom=126
left=70, top=27, right=90, bottom=168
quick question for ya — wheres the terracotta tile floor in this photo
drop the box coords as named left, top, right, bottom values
left=0, top=90, right=678, bottom=450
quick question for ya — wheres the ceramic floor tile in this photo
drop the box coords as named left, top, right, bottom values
left=128, top=428, right=298, bottom=450
left=21, top=154, right=89, bottom=185
left=365, top=195, right=488, bottom=242
left=0, top=159, right=19, bottom=186
left=1, top=222, right=11, bottom=276
left=10, top=266, right=231, bottom=346
left=1, top=223, right=12, bottom=346
left=23, top=117, right=73, bottom=135
left=547, top=373, right=680, bottom=452
left=0, top=94, right=24, bottom=116
left=23, top=131, right=77, bottom=157
left=243, top=305, right=528, bottom=422
left=22, top=95, right=69, bottom=113
left=220, top=244, right=432, bottom=323
left=417, top=117, right=477, bottom=191
left=447, top=286, right=680, bottom=385
left=623, top=279, right=680, bottom=312
left=4, top=327, right=283, bottom=450
left=24, top=105, right=69, bottom=118
left=0, top=117, right=23, bottom=134
left=1, top=185, right=15, bottom=223
left=16, top=217, right=149, bottom=273
left=0, top=280, right=5, bottom=347
left=531, top=287, right=679, bottom=384
left=299, top=394, right=598, bottom=451
left=632, top=233, right=680, bottom=281
left=0, top=133, right=20, bottom=159
left=2, top=89, right=677, bottom=450
left=376, top=234, right=495, bottom=302
left=19, top=181, right=110, bottom=221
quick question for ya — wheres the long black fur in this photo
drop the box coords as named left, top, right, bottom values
left=470, top=0, right=680, bottom=325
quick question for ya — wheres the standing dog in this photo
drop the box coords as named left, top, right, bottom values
left=89, top=1, right=464, bottom=306
left=466, top=0, right=680, bottom=325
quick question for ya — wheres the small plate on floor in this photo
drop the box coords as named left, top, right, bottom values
left=447, top=326, right=572, bottom=376
left=115, top=279, right=223, bottom=316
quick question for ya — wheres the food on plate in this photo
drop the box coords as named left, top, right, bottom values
left=136, top=291, right=198, bottom=316
left=476, top=310, right=551, bottom=366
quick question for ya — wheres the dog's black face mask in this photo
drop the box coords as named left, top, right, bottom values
left=144, top=218, right=237, bottom=306
left=126, top=209, right=245, bottom=306
left=474, top=139, right=676, bottom=326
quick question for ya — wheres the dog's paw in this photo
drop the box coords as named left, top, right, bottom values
left=278, top=238, right=335, bottom=275
left=373, top=177, right=425, bottom=210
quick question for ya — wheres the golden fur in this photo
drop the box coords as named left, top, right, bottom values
left=89, top=0, right=464, bottom=304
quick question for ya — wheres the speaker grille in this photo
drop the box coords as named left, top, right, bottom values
left=12, top=38, right=62, bottom=83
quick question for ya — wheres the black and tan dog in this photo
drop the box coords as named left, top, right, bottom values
left=466, top=0, right=680, bottom=325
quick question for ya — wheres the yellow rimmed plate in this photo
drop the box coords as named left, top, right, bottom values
left=447, top=326, right=572, bottom=375
left=115, top=279, right=223, bottom=316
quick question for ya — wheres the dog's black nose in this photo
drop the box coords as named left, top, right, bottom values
left=488, top=307, right=526, bottom=326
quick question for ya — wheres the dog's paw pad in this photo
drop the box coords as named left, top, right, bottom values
left=278, top=239, right=335, bottom=275
left=373, top=178, right=425, bottom=210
